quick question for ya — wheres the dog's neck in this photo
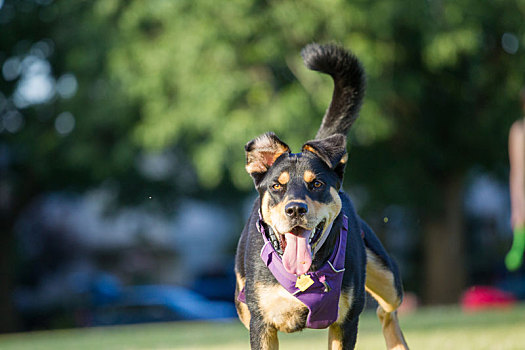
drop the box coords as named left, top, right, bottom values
left=259, top=211, right=343, bottom=273
left=310, top=214, right=343, bottom=271
left=252, top=211, right=349, bottom=329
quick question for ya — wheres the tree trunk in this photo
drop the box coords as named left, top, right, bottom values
left=423, top=177, right=466, bottom=304
left=0, top=227, right=18, bottom=333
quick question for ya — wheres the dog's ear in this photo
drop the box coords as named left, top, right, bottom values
left=302, top=134, right=348, bottom=178
left=245, top=132, right=290, bottom=182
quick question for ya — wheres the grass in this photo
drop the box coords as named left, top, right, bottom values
left=1, top=304, right=524, bottom=350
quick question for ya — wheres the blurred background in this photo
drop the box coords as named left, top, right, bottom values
left=1, top=0, right=525, bottom=334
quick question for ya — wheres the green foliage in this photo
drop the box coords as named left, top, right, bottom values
left=90, top=0, right=525, bottom=204
left=100, top=0, right=404, bottom=189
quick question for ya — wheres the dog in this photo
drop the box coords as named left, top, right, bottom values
left=234, top=43, right=409, bottom=350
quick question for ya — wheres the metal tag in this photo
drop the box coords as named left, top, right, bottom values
left=295, top=274, right=314, bottom=292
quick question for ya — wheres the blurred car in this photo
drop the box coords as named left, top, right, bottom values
left=91, top=284, right=237, bottom=326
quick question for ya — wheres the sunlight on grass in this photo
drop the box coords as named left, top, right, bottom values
left=0, top=304, right=524, bottom=350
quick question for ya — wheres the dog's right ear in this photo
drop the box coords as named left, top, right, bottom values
left=245, top=132, right=290, bottom=183
left=302, top=134, right=347, bottom=180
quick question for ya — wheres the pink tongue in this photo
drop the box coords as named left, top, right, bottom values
left=282, top=230, right=312, bottom=275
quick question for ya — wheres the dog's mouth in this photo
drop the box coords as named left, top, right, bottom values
left=268, top=220, right=326, bottom=275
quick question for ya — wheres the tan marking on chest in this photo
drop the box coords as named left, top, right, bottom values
left=256, top=283, right=307, bottom=333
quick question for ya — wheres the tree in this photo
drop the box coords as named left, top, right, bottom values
left=350, top=0, right=525, bottom=303
left=0, top=0, right=196, bottom=331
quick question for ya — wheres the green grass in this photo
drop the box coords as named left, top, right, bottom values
left=1, top=304, right=524, bottom=349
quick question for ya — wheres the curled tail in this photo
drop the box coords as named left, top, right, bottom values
left=301, top=43, right=366, bottom=139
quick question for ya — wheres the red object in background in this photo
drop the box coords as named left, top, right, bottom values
left=461, top=286, right=517, bottom=311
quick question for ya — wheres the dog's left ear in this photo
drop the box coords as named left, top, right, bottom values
left=245, top=132, right=290, bottom=184
left=302, top=134, right=348, bottom=178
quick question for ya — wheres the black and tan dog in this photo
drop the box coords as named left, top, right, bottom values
left=235, top=43, right=409, bottom=350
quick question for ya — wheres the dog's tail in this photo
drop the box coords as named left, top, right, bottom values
left=301, top=43, right=366, bottom=140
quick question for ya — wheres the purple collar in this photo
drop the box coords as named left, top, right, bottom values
left=238, top=214, right=348, bottom=329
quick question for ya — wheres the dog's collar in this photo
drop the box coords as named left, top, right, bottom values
left=239, top=211, right=348, bottom=329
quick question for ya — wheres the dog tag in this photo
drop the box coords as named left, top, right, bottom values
left=295, top=274, right=314, bottom=292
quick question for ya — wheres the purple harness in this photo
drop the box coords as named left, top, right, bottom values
left=238, top=214, right=348, bottom=329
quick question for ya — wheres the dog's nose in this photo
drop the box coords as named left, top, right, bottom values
left=285, top=202, right=308, bottom=218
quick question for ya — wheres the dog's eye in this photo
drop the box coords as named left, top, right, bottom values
left=272, top=183, right=282, bottom=190
left=312, top=180, right=324, bottom=188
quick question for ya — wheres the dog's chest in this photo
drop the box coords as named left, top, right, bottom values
left=255, top=283, right=308, bottom=333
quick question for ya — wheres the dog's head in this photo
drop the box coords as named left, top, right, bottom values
left=245, top=132, right=347, bottom=275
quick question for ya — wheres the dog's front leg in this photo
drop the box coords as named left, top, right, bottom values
left=328, top=318, right=358, bottom=350
left=249, top=315, right=279, bottom=350
left=329, top=323, right=344, bottom=350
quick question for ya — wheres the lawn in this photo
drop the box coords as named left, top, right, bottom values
left=1, top=304, right=524, bottom=350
